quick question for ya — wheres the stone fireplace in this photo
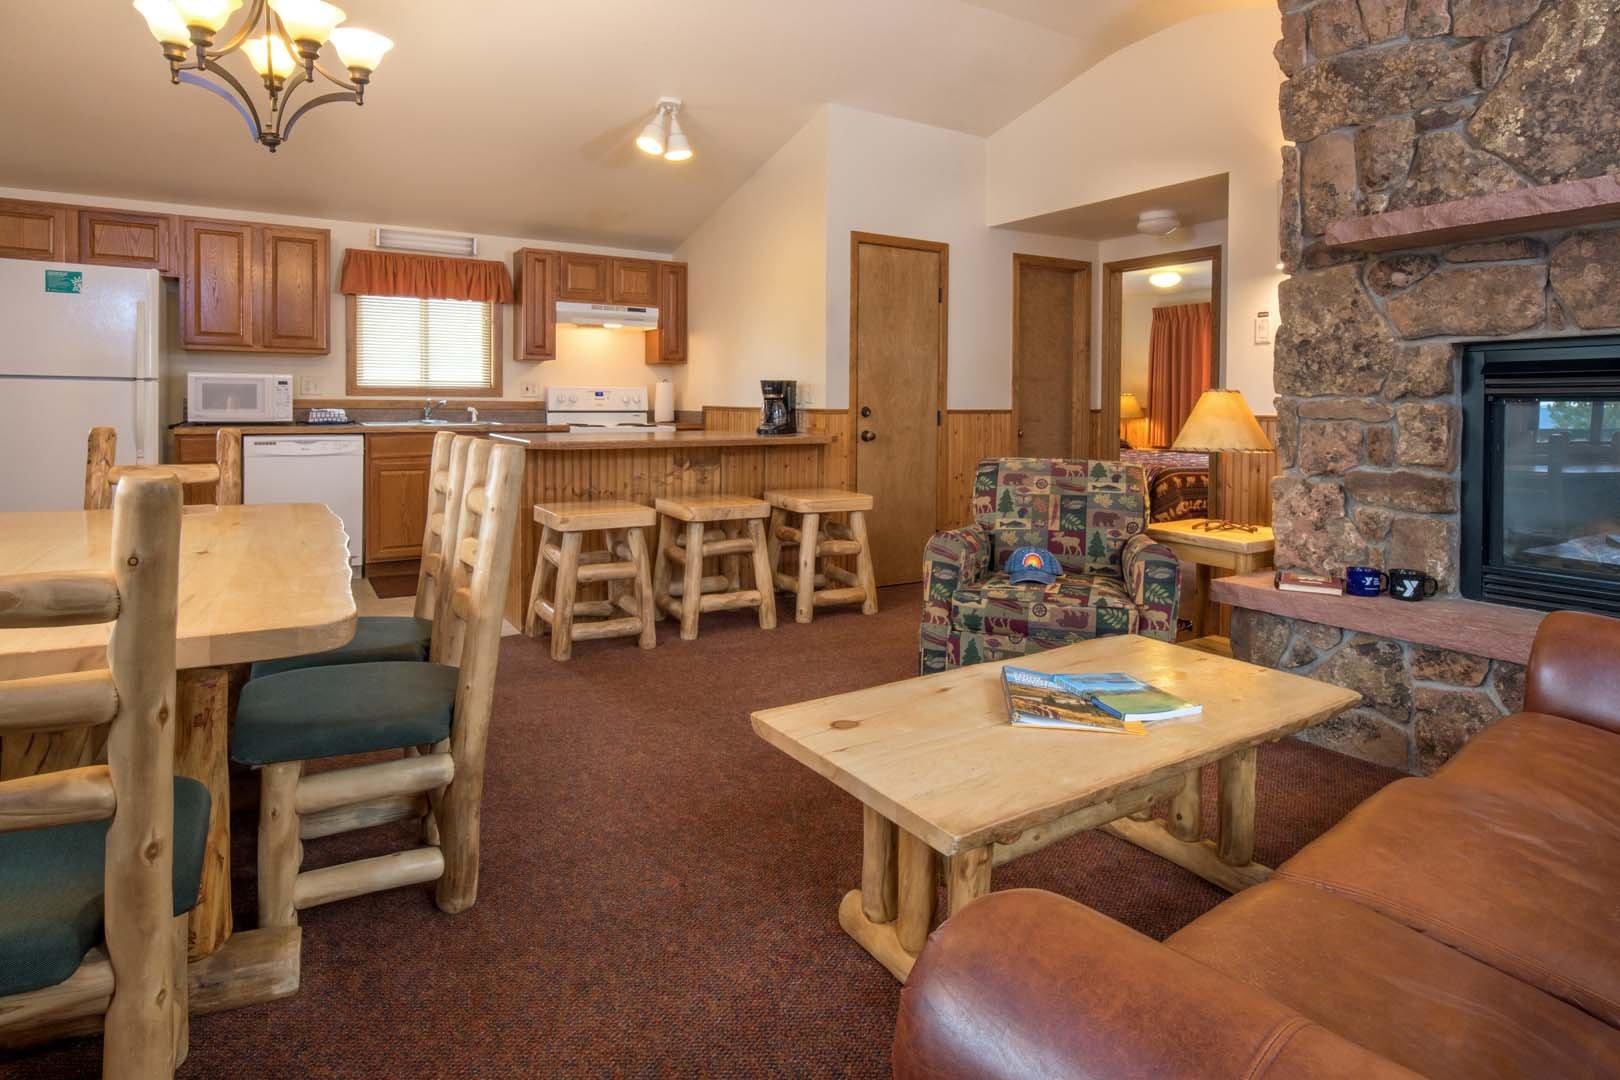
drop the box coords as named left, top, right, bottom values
left=1222, top=0, right=1620, bottom=774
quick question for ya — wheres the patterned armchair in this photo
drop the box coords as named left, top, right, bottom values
left=919, top=458, right=1181, bottom=674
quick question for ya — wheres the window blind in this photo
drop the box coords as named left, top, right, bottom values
left=353, top=295, right=494, bottom=390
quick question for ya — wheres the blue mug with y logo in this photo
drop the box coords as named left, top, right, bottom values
left=1345, top=566, right=1387, bottom=597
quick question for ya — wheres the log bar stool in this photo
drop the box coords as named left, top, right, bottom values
left=652, top=495, right=778, bottom=640
left=764, top=489, right=879, bottom=622
left=526, top=500, right=658, bottom=660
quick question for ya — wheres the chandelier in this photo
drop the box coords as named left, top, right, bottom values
left=132, top=0, right=392, bottom=153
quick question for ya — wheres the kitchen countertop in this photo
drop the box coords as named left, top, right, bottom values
left=489, top=430, right=835, bottom=451
left=172, top=422, right=569, bottom=436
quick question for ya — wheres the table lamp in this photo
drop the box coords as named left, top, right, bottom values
left=1119, top=393, right=1145, bottom=448
left=1171, top=389, right=1274, bottom=532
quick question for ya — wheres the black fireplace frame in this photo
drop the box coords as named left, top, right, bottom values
left=1461, top=335, right=1620, bottom=617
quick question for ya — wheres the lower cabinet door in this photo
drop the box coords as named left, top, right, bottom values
left=364, top=434, right=434, bottom=563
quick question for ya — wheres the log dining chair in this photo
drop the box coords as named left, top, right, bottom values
left=84, top=425, right=242, bottom=510
left=231, top=439, right=524, bottom=920
left=249, top=431, right=475, bottom=680
left=0, top=474, right=209, bottom=1078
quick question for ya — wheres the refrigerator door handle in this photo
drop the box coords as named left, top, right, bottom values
left=134, top=299, right=156, bottom=381
left=132, top=379, right=147, bottom=463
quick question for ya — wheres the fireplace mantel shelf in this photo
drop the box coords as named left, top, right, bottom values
left=1324, top=175, right=1620, bottom=253
left=1212, top=572, right=1545, bottom=664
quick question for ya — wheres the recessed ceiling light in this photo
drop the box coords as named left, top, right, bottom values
left=1149, top=271, right=1183, bottom=289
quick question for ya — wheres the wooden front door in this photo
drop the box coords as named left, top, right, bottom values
left=1014, top=254, right=1091, bottom=458
left=851, top=233, right=946, bottom=587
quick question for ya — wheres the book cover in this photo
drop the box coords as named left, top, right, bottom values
left=1087, top=687, right=1202, bottom=723
left=1275, top=570, right=1344, bottom=595
left=1053, top=671, right=1149, bottom=695
left=1001, top=666, right=1147, bottom=735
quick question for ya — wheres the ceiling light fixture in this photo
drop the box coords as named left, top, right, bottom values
left=1149, top=271, right=1183, bottom=289
left=1136, top=209, right=1181, bottom=237
left=132, top=0, right=392, bottom=153
left=636, top=97, right=693, bottom=163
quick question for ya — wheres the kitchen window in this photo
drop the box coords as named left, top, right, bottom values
left=346, top=293, right=502, bottom=395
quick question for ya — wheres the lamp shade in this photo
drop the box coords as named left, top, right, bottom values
left=134, top=0, right=190, bottom=44
left=243, top=33, right=297, bottom=78
left=170, top=0, right=242, bottom=32
left=1171, top=390, right=1273, bottom=452
left=1119, top=392, right=1145, bottom=420
left=330, top=27, right=393, bottom=71
left=269, top=0, right=346, bottom=43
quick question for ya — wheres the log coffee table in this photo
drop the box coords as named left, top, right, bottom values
left=750, top=635, right=1358, bottom=981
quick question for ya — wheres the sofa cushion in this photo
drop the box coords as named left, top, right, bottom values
left=949, top=572, right=1138, bottom=638
left=1277, top=777, right=1620, bottom=1028
left=1168, top=880, right=1620, bottom=1079
left=232, top=661, right=457, bottom=766
left=0, top=776, right=210, bottom=997
left=250, top=615, right=433, bottom=680
left=1435, top=711, right=1620, bottom=843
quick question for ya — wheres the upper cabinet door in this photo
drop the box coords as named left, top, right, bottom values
left=260, top=225, right=330, bottom=353
left=646, top=261, right=688, bottom=365
left=609, top=258, right=657, bottom=306
left=181, top=218, right=258, bottom=351
left=557, top=252, right=610, bottom=302
left=513, top=248, right=559, bottom=362
left=0, top=199, right=72, bottom=262
left=79, top=209, right=176, bottom=275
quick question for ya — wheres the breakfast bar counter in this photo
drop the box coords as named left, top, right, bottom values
left=492, top=430, right=844, bottom=627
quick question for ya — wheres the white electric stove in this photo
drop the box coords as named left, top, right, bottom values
left=545, top=385, right=675, bottom=434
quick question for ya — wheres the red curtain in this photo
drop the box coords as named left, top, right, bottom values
left=1146, top=302, right=1214, bottom=448
left=339, top=249, right=513, bottom=303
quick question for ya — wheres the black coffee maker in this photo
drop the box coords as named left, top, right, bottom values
left=757, top=379, right=797, bottom=435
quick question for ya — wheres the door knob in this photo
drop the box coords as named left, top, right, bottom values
left=860, top=430, right=876, bottom=442
left=860, top=405, right=872, bottom=418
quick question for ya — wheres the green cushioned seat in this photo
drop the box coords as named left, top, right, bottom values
left=232, top=661, right=457, bottom=767
left=0, top=776, right=210, bottom=997
left=250, top=615, right=433, bottom=680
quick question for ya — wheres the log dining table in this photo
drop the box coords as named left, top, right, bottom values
left=0, top=502, right=355, bottom=1048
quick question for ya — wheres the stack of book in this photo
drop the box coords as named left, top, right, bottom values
left=1002, top=667, right=1201, bottom=734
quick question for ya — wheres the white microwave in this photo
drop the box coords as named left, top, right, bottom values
left=187, top=373, right=294, bottom=423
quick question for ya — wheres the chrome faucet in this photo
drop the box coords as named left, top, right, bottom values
left=467, top=405, right=480, bottom=423
left=422, top=398, right=447, bottom=422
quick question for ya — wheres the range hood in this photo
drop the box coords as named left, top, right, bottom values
left=556, top=301, right=659, bottom=331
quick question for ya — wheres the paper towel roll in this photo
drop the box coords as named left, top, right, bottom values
left=652, top=379, right=675, bottom=423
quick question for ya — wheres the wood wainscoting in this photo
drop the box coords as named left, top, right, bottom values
left=702, top=407, right=1013, bottom=531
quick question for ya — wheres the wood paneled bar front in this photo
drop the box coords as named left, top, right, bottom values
left=490, top=431, right=840, bottom=627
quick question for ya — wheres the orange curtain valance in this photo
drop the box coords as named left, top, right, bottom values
left=339, top=249, right=513, bottom=303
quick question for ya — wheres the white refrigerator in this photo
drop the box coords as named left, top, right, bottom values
left=0, top=261, right=162, bottom=511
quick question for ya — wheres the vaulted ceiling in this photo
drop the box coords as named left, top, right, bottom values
left=0, top=0, right=1266, bottom=249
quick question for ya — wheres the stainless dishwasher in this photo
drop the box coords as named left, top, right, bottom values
left=243, top=435, right=365, bottom=567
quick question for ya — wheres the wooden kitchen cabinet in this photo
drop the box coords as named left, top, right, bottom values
left=180, top=217, right=329, bottom=354
left=645, top=261, right=688, bottom=364
left=170, top=431, right=227, bottom=506
left=364, top=432, right=435, bottom=564
left=558, top=252, right=611, bottom=302
left=609, top=258, right=657, bottom=305
left=78, top=208, right=176, bottom=274
left=260, top=225, right=329, bottom=352
left=513, top=247, right=560, bottom=361
left=0, top=198, right=73, bottom=261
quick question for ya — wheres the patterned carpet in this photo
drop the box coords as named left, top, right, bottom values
left=4, top=584, right=1400, bottom=1079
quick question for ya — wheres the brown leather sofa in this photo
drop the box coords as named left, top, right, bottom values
left=893, top=610, right=1620, bottom=1079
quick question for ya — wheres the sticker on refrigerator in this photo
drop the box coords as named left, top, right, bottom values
left=44, top=269, right=83, bottom=294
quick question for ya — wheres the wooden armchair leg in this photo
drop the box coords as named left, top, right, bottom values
left=258, top=762, right=303, bottom=929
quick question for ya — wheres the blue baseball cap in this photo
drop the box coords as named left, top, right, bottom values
left=1007, top=546, right=1061, bottom=585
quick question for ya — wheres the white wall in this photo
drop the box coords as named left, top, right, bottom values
left=0, top=184, right=675, bottom=429
left=822, top=105, right=1095, bottom=410
left=1121, top=286, right=1213, bottom=405
left=987, top=8, right=1285, bottom=413
left=674, top=111, right=829, bottom=409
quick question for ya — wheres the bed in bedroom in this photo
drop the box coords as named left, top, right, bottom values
left=1121, top=448, right=1210, bottom=523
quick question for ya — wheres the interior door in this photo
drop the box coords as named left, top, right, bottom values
left=1014, top=255, right=1091, bottom=458
left=853, top=234, right=945, bottom=587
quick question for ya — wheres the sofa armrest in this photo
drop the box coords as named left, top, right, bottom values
left=1525, top=610, right=1620, bottom=734
left=919, top=525, right=990, bottom=674
left=894, top=889, right=1416, bottom=1080
left=1122, top=532, right=1180, bottom=642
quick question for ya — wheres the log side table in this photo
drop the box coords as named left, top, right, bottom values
left=1146, top=519, right=1276, bottom=643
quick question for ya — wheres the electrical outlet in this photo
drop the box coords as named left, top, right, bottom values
left=520, top=382, right=538, bottom=398
left=298, top=375, right=320, bottom=396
